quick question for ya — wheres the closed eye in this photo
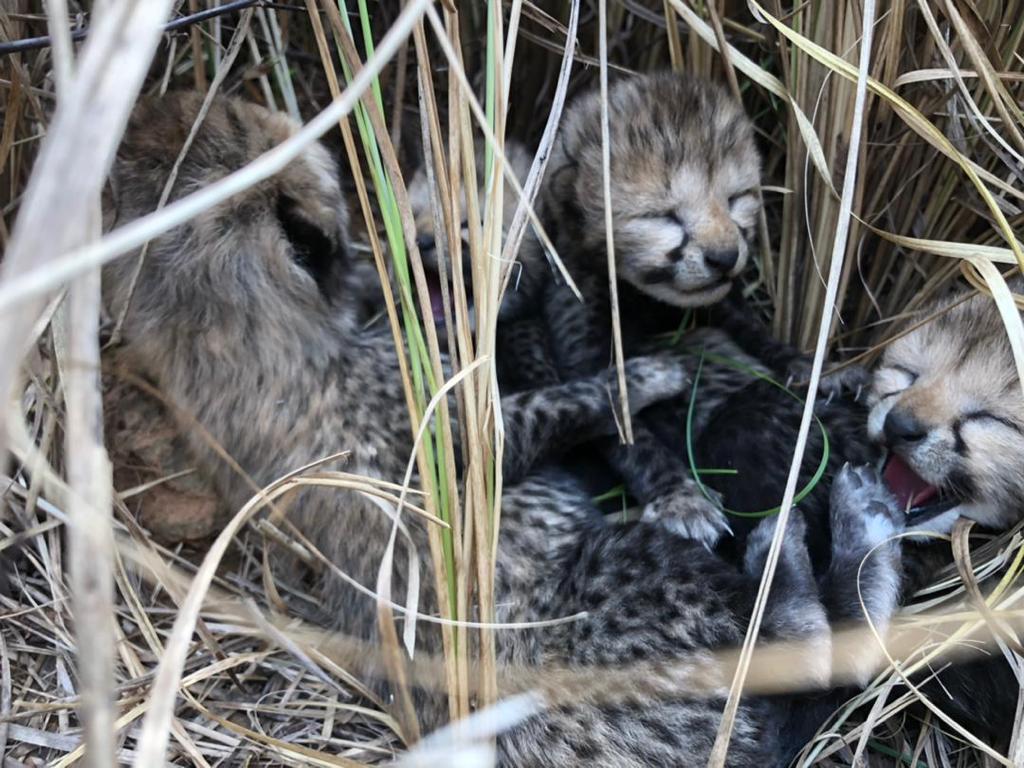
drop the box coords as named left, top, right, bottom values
left=876, top=364, right=918, bottom=399
left=962, top=410, right=1023, bottom=434
left=643, top=211, right=683, bottom=226
left=646, top=211, right=689, bottom=248
left=892, top=365, right=919, bottom=381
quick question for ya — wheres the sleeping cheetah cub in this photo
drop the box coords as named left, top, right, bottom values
left=867, top=283, right=1024, bottom=749
left=523, top=72, right=764, bottom=544
left=405, top=139, right=547, bottom=340
left=500, top=463, right=904, bottom=767
left=406, top=140, right=569, bottom=393
left=545, top=74, right=760, bottom=309
left=869, top=284, right=1024, bottom=533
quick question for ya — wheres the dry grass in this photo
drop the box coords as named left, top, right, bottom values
left=2, top=0, right=1023, bottom=765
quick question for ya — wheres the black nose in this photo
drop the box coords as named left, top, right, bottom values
left=883, top=409, right=927, bottom=445
left=416, top=234, right=435, bottom=253
left=705, top=247, right=739, bottom=273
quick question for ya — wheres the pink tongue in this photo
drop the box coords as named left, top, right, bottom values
left=425, top=270, right=446, bottom=324
left=883, top=455, right=938, bottom=511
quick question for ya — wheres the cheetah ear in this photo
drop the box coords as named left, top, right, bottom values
left=276, top=195, right=346, bottom=297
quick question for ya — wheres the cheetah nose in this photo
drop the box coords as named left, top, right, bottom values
left=883, top=409, right=927, bottom=445
left=704, top=247, right=739, bottom=274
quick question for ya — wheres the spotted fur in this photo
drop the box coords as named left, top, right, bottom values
left=103, top=91, right=700, bottom=726
left=398, top=89, right=901, bottom=761
left=510, top=73, right=769, bottom=545
left=498, top=464, right=903, bottom=767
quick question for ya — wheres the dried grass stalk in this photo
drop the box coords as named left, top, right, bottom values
left=62, top=233, right=117, bottom=768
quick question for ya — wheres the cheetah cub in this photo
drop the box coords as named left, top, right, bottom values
left=404, top=139, right=548, bottom=341
left=869, top=284, right=1024, bottom=534
left=500, top=464, right=905, bottom=767
left=406, top=139, right=570, bottom=395
left=866, top=283, right=1024, bottom=749
left=526, top=72, right=764, bottom=545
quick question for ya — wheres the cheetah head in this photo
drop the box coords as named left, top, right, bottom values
left=868, top=287, right=1024, bottom=533
left=546, top=72, right=761, bottom=308
left=406, top=140, right=537, bottom=330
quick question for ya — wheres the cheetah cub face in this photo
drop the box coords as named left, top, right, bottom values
left=868, top=288, right=1024, bottom=532
left=406, top=141, right=535, bottom=327
left=547, top=72, right=761, bottom=307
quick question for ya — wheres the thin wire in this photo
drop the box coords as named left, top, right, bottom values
left=0, top=0, right=261, bottom=56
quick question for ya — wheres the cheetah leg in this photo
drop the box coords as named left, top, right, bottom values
left=820, top=463, right=903, bottom=684
left=743, top=510, right=831, bottom=686
left=498, top=355, right=691, bottom=484
left=602, top=426, right=731, bottom=548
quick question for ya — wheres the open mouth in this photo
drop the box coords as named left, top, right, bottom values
left=422, top=264, right=475, bottom=330
left=423, top=266, right=447, bottom=325
left=882, top=453, right=959, bottom=523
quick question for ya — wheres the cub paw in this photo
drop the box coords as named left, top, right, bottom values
left=821, top=363, right=871, bottom=401
left=744, top=509, right=810, bottom=576
left=786, top=358, right=871, bottom=401
left=641, top=486, right=730, bottom=547
left=830, top=463, right=902, bottom=551
left=616, top=354, right=691, bottom=412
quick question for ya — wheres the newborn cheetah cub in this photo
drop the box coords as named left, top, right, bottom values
left=866, top=284, right=1024, bottom=749
left=869, top=284, right=1024, bottom=534
left=500, top=463, right=904, bottom=767
left=533, top=72, right=762, bottom=545
left=545, top=74, right=760, bottom=309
